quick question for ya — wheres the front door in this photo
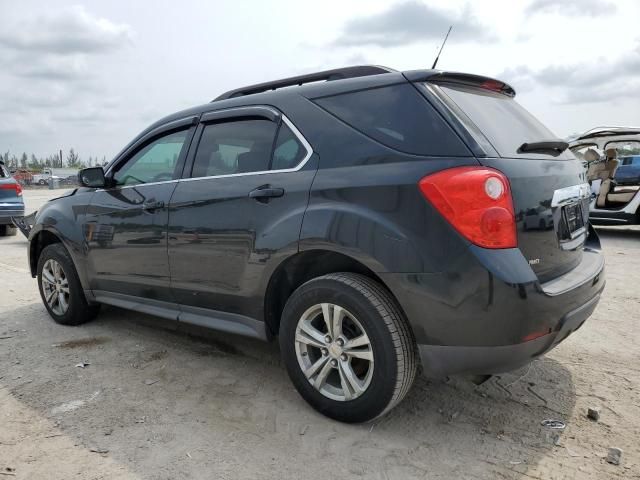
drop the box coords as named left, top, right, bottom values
left=168, top=109, right=316, bottom=321
left=85, top=126, right=194, bottom=300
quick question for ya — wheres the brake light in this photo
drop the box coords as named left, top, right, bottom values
left=480, top=80, right=507, bottom=93
left=0, top=183, right=22, bottom=197
left=418, top=167, right=516, bottom=249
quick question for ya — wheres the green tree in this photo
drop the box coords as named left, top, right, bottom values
left=66, top=148, right=81, bottom=168
left=29, top=154, right=40, bottom=169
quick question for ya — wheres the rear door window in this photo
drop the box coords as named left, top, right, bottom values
left=313, top=83, right=469, bottom=156
left=191, top=120, right=278, bottom=178
left=437, top=84, right=573, bottom=159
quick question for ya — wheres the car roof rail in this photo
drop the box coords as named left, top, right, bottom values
left=213, top=65, right=396, bottom=101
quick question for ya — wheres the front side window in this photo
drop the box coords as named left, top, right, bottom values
left=191, top=120, right=278, bottom=178
left=113, top=129, right=189, bottom=186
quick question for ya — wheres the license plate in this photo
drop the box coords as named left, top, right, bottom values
left=562, top=202, right=585, bottom=238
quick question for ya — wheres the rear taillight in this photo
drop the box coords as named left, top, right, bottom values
left=418, top=166, right=517, bottom=249
left=0, top=183, right=22, bottom=197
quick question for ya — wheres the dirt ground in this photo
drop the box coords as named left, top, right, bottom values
left=1, top=189, right=639, bottom=479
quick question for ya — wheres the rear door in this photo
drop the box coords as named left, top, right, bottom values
left=424, top=80, right=590, bottom=282
left=85, top=120, right=195, bottom=300
left=168, top=107, right=316, bottom=322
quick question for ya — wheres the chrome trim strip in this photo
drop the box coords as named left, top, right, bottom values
left=551, top=183, right=591, bottom=208
left=178, top=115, right=313, bottom=184
left=97, top=114, right=314, bottom=192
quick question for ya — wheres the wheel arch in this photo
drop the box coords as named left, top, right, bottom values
left=29, top=229, right=64, bottom=277
left=263, top=249, right=405, bottom=338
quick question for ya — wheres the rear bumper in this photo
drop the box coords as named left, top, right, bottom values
left=417, top=291, right=601, bottom=376
left=0, top=207, right=25, bottom=224
left=380, top=229, right=605, bottom=378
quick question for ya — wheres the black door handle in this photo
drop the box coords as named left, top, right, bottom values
left=142, top=200, right=165, bottom=211
left=249, top=185, right=284, bottom=203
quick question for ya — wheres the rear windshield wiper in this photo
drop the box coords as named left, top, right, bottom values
left=517, top=140, right=569, bottom=157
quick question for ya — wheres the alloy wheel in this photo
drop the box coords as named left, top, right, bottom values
left=294, top=303, right=374, bottom=401
left=41, top=259, right=70, bottom=316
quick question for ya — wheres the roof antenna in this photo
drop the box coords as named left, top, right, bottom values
left=431, top=25, right=453, bottom=69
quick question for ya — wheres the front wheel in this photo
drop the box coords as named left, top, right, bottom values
left=37, top=243, right=100, bottom=325
left=279, top=273, right=417, bottom=423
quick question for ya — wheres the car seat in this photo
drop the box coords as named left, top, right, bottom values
left=596, top=149, right=622, bottom=207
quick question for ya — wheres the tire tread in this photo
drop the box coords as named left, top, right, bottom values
left=302, top=273, right=418, bottom=420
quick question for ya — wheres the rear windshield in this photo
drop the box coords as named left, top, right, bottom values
left=437, top=84, right=572, bottom=159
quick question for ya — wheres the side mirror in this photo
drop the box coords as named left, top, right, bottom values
left=78, top=167, right=106, bottom=188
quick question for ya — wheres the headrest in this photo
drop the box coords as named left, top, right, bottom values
left=584, top=149, right=600, bottom=162
left=605, top=148, right=617, bottom=159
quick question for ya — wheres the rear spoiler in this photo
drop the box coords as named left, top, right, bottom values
left=403, top=70, right=516, bottom=97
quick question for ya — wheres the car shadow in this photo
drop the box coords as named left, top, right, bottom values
left=2, top=302, right=576, bottom=479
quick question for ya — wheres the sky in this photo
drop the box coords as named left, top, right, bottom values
left=1, top=0, right=639, bottom=161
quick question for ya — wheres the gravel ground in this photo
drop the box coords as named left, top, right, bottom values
left=1, top=189, right=639, bottom=479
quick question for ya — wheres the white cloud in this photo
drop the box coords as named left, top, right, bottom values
left=0, top=5, right=133, bottom=55
left=500, top=41, right=640, bottom=104
left=334, top=2, right=495, bottom=47
left=525, top=0, right=617, bottom=16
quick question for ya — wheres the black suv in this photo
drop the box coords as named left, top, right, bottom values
left=25, top=66, right=604, bottom=422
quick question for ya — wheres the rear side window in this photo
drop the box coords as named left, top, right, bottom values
left=313, top=83, right=469, bottom=156
left=272, top=123, right=306, bottom=170
left=191, top=120, right=278, bottom=177
left=438, top=84, right=572, bottom=159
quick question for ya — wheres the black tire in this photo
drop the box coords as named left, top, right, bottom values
left=0, top=225, right=17, bottom=236
left=37, top=243, right=100, bottom=325
left=279, top=273, right=417, bottom=423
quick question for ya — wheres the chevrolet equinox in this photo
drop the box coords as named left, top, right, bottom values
left=22, top=66, right=605, bottom=422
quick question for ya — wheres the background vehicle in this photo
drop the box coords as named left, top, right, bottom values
left=10, top=169, right=34, bottom=185
left=616, top=155, right=640, bottom=185
left=0, top=161, right=25, bottom=236
left=569, top=127, right=640, bottom=225
left=24, top=66, right=604, bottom=422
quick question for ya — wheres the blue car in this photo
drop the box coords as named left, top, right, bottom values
left=0, top=161, right=25, bottom=236
left=615, top=155, right=640, bottom=185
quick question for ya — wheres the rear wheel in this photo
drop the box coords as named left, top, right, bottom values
left=37, top=243, right=99, bottom=325
left=279, top=273, right=417, bottom=423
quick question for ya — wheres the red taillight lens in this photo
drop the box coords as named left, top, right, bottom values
left=0, top=183, right=22, bottom=197
left=418, top=166, right=517, bottom=249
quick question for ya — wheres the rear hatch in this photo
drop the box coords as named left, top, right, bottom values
left=421, top=76, right=589, bottom=282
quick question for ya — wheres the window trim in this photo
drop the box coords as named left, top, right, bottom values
left=100, top=118, right=198, bottom=191
left=181, top=114, right=313, bottom=184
